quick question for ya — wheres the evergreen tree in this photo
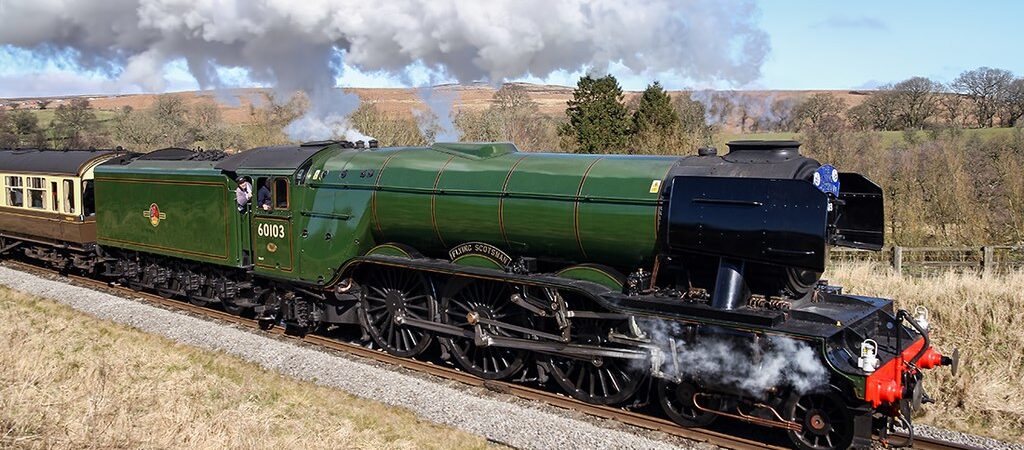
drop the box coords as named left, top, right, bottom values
left=559, top=75, right=629, bottom=153
left=632, top=81, right=678, bottom=135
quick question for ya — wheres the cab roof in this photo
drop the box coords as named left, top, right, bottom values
left=215, top=144, right=328, bottom=172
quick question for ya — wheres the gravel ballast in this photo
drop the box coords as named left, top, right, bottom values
left=0, top=266, right=707, bottom=450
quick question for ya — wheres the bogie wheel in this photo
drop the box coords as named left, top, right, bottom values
left=358, top=266, right=435, bottom=358
left=221, top=298, right=249, bottom=316
left=785, top=392, right=854, bottom=450
left=180, top=265, right=209, bottom=307
left=438, top=278, right=527, bottom=380
left=256, top=289, right=281, bottom=331
left=658, top=379, right=716, bottom=427
left=187, top=290, right=211, bottom=307
left=191, top=275, right=218, bottom=308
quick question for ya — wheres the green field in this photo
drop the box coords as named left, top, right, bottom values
left=25, top=108, right=119, bottom=132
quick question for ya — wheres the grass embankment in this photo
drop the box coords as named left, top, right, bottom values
left=826, top=262, right=1024, bottom=442
left=0, top=288, right=491, bottom=450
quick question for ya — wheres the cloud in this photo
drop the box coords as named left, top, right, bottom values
left=815, top=16, right=888, bottom=31
left=0, top=0, right=771, bottom=139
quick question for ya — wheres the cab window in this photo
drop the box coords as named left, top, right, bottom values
left=253, top=177, right=269, bottom=211
left=296, top=161, right=313, bottom=185
left=5, top=176, right=23, bottom=207
left=273, top=177, right=289, bottom=209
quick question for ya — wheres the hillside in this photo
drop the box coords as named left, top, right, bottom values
left=0, top=84, right=875, bottom=134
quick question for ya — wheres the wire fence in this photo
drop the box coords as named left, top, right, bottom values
left=830, top=246, right=1024, bottom=276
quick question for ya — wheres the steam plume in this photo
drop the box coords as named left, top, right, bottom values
left=0, top=0, right=770, bottom=141
left=642, top=320, right=828, bottom=398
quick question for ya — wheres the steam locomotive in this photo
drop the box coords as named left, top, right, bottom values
left=0, top=140, right=955, bottom=450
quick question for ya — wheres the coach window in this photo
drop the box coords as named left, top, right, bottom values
left=50, top=181, right=59, bottom=212
left=27, top=177, right=46, bottom=209
left=5, top=176, right=23, bottom=207
left=63, top=179, right=76, bottom=214
left=82, top=180, right=95, bottom=216
left=273, top=177, right=289, bottom=209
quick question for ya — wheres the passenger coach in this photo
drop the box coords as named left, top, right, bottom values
left=0, top=149, right=127, bottom=268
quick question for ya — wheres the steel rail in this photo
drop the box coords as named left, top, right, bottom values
left=3, top=260, right=978, bottom=450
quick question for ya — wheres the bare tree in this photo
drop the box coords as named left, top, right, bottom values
left=937, top=85, right=968, bottom=129
left=455, top=109, right=502, bottom=143
left=453, top=84, right=558, bottom=151
left=846, top=88, right=899, bottom=131
left=707, top=93, right=734, bottom=126
left=153, top=95, right=197, bottom=146
left=491, top=84, right=536, bottom=142
left=768, top=98, right=797, bottom=131
left=737, top=102, right=751, bottom=133
left=0, top=110, right=13, bottom=148
left=188, top=101, right=245, bottom=150
left=246, top=92, right=307, bottom=147
left=793, top=93, right=847, bottom=131
left=113, top=97, right=244, bottom=151
left=845, top=101, right=875, bottom=131
left=952, top=67, right=1013, bottom=127
left=51, top=98, right=97, bottom=148
left=5, top=109, right=46, bottom=148
left=891, top=76, right=941, bottom=129
left=350, top=102, right=428, bottom=147
left=112, top=106, right=162, bottom=150
left=673, top=93, right=713, bottom=147
left=1004, top=78, right=1024, bottom=127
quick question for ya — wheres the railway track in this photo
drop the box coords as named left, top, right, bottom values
left=3, top=260, right=979, bottom=450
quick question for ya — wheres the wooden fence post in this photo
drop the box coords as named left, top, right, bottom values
left=982, top=246, right=994, bottom=274
left=892, top=246, right=903, bottom=277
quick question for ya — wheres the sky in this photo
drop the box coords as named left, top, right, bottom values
left=0, top=0, right=1022, bottom=97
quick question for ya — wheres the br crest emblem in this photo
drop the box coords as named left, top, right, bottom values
left=143, top=203, right=167, bottom=227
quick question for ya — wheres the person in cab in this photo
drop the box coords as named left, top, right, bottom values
left=235, top=176, right=252, bottom=213
left=258, top=179, right=272, bottom=211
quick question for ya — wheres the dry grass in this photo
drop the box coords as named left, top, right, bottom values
left=0, top=288, right=492, bottom=450
left=825, top=262, right=1024, bottom=442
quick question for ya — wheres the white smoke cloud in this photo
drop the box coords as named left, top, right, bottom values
left=415, top=86, right=462, bottom=142
left=643, top=320, right=828, bottom=398
left=0, top=0, right=770, bottom=141
left=283, top=114, right=376, bottom=143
